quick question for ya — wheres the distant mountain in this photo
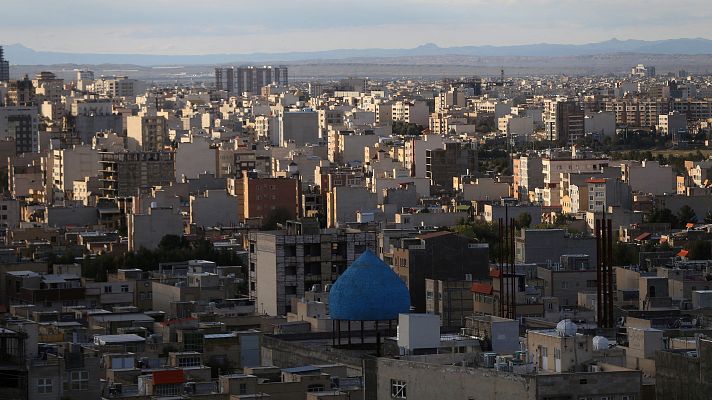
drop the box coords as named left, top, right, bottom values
left=3, top=38, right=712, bottom=66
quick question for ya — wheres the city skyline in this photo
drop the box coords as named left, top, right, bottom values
left=2, top=0, right=711, bottom=54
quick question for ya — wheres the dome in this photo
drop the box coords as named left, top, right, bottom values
left=556, top=319, right=577, bottom=337
left=329, top=250, right=411, bottom=321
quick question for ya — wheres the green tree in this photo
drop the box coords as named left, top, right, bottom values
left=515, top=213, right=532, bottom=229
left=159, top=234, right=190, bottom=251
left=688, top=241, right=712, bottom=260
left=262, top=207, right=293, bottom=230
left=648, top=208, right=679, bottom=228
left=704, top=211, right=712, bottom=224
left=677, top=205, right=697, bottom=226
left=612, top=242, right=640, bottom=266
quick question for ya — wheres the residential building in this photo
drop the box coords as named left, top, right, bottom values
left=248, top=219, right=376, bottom=315
left=392, top=231, right=489, bottom=312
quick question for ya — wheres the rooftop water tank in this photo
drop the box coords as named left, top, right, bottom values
left=556, top=319, right=577, bottom=337
left=592, top=336, right=610, bottom=351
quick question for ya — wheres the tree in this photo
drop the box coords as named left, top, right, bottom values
left=677, top=205, right=697, bottom=226
left=613, top=241, right=640, bottom=266
left=648, top=208, right=679, bottom=228
left=515, top=213, right=532, bottom=229
left=159, top=234, right=190, bottom=251
left=688, top=241, right=712, bottom=260
left=704, top=211, right=712, bottom=224
left=262, top=207, right=293, bottom=230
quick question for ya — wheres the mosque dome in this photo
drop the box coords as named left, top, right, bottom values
left=329, top=250, right=411, bottom=321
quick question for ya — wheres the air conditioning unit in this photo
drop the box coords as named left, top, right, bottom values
left=483, top=352, right=497, bottom=368
left=109, top=383, right=123, bottom=395
left=184, top=382, right=196, bottom=394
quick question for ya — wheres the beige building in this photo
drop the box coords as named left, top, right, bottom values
left=126, top=112, right=170, bottom=152
left=128, top=206, right=183, bottom=251
left=51, top=144, right=100, bottom=196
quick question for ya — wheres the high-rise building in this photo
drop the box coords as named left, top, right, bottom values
left=215, top=67, right=235, bottom=93
left=425, top=142, right=478, bottom=191
left=126, top=113, right=170, bottom=152
left=248, top=219, right=376, bottom=315
left=99, top=151, right=175, bottom=198
left=0, top=107, right=39, bottom=154
left=235, top=66, right=265, bottom=95
left=215, top=65, right=288, bottom=95
left=0, top=46, right=9, bottom=82
left=545, top=99, right=585, bottom=145
left=94, top=76, right=141, bottom=97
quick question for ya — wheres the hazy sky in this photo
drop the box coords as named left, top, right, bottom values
left=2, top=0, right=710, bottom=54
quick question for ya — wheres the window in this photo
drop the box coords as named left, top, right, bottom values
left=121, top=284, right=129, bottom=293
left=307, top=384, right=325, bottom=392
left=621, top=396, right=634, bottom=400
left=38, top=378, right=52, bottom=394
left=239, top=383, right=247, bottom=395
left=104, top=286, right=112, bottom=293
left=178, top=355, right=201, bottom=367
left=390, top=379, right=407, bottom=399
left=70, top=370, right=89, bottom=390
left=155, top=385, right=180, bottom=396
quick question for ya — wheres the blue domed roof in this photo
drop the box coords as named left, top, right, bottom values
left=329, top=250, right=410, bottom=321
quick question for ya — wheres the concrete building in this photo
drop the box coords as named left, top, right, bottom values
left=126, top=113, right=170, bottom=152
left=426, top=142, right=477, bottom=192
left=541, top=154, right=609, bottom=207
left=392, top=231, right=489, bottom=312
left=584, top=111, right=616, bottom=137
left=189, top=190, right=239, bottom=228
left=536, top=256, right=597, bottom=306
left=498, top=114, right=534, bottom=136
left=51, top=145, right=100, bottom=196
left=657, top=111, right=687, bottom=136
left=326, top=185, right=377, bottom=228
left=513, top=154, right=544, bottom=202
left=127, top=206, right=183, bottom=251
left=94, top=75, right=142, bottom=98
left=621, top=160, right=675, bottom=195
left=425, top=279, right=474, bottom=328
left=405, top=134, right=445, bottom=178
left=545, top=99, right=585, bottom=145
left=0, top=45, right=8, bottom=82
left=99, top=151, right=175, bottom=198
left=248, top=220, right=376, bottom=315
left=656, top=336, right=712, bottom=399
left=278, top=109, right=320, bottom=146
left=0, top=198, right=21, bottom=229
left=0, top=106, right=40, bottom=154
left=175, top=136, right=216, bottom=181
left=462, top=178, right=510, bottom=202
left=391, top=100, right=429, bottom=126
left=366, top=356, right=641, bottom=400
left=586, top=177, right=633, bottom=213
left=516, top=229, right=597, bottom=267
left=483, top=203, right=542, bottom=225
left=229, top=174, right=300, bottom=223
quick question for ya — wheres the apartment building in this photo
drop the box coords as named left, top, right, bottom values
left=248, top=219, right=376, bottom=316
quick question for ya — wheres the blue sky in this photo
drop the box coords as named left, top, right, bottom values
left=2, top=0, right=710, bottom=54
